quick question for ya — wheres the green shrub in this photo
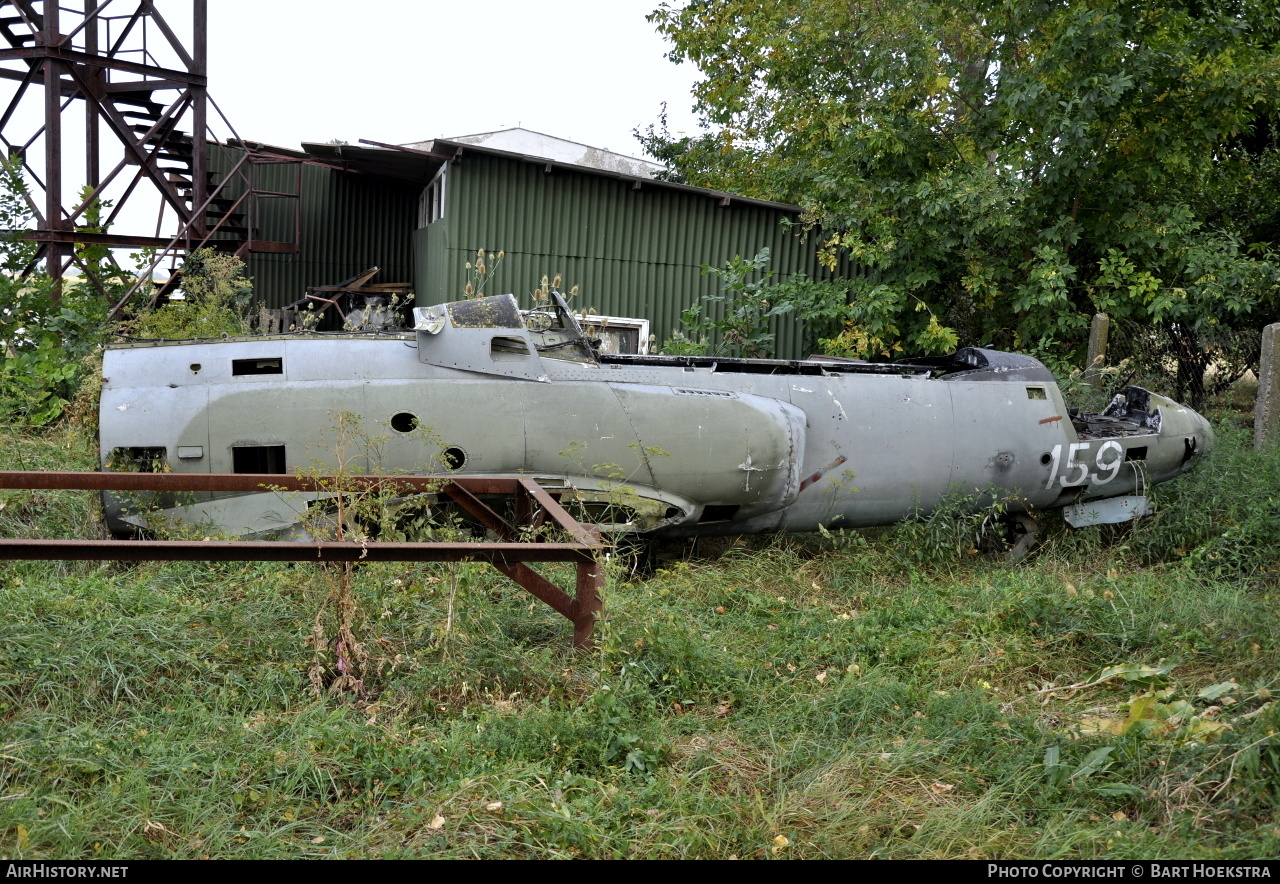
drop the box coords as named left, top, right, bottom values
left=133, top=249, right=252, bottom=340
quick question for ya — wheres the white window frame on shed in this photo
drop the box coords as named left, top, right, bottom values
left=512, top=308, right=652, bottom=355
left=418, top=166, right=447, bottom=228
left=574, top=312, right=652, bottom=356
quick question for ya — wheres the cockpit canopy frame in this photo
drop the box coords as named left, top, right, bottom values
left=414, top=292, right=597, bottom=380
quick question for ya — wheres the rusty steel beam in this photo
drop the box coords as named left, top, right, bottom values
left=42, top=2, right=62, bottom=292
left=100, top=77, right=193, bottom=94
left=0, top=539, right=595, bottom=564
left=514, top=479, right=533, bottom=529
left=358, top=138, right=461, bottom=163
left=144, top=3, right=196, bottom=73
left=519, top=477, right=599, bottom=548
left=0, top=469, right=606, bottom=647
left=492, top=562, right=577, bottom=620
left=15, top=229, right=192, bottom=249
left=0, top=470, right=527, bottom=495
left=0, top=46, right=207, bottom=85
left=8, top=0, right=43, bottom=31
left=0, top=540, right=606, bottom=650
left=0, top=66, right=79, bottom=93
left=493, top=558, right=602, bottom=648
left=442, top=480, right=517, bottom=540
left=245, top=241, right=295, bottom=254
left=84, top=0, right=99, bottom=192
left=573, top=559, right=604, bottom=649
left=190, top=0, right=206, bottom=237
left=0, top=472, right=600, bottom=551
left=104, top=2, right=143, bottom=57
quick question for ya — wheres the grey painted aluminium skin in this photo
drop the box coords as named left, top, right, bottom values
left=99, top=294, right=1213, bottom=539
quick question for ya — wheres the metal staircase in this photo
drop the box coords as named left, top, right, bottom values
left=0, top=0, right=301, bottom=308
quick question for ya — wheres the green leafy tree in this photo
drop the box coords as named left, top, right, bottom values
left=646, top=0, right=1280, bottom=402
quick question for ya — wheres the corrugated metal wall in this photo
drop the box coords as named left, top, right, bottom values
left=209, top=146, right=857, bottom=357
left=417, top=153, right=855, bottom=359
left=210, top=146, right=416, bottom=308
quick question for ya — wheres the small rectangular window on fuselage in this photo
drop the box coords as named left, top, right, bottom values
left=232, top=445, right=285, bottom=474
left=232, top=358, right=283, bottom=376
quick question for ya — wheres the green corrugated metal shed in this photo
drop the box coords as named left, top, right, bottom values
left=219, top=136, right=854, bottom=358
left=209, top=144, right=417, bottom=308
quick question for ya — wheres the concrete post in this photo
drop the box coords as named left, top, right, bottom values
left=1254, top=322, right=1280, bottom=448
left=1083, top=313, right=1109, bottom=386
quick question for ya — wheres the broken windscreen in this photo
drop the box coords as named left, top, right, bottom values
left=443, top=292, right=596, bottom=364
left=524, top=292, right=597, bottom=364
left=446, top=294, right=525, bottom=329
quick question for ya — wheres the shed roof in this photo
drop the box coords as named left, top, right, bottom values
left=428, top=128, right=664, bottom=178
left=295, top=135, right=803, bottom=215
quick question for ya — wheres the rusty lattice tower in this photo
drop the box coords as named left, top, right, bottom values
left=0, top=1, right=295, bottom=302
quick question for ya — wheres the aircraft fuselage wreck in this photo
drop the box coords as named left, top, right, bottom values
left=99, top=294, right=1213, bottom=540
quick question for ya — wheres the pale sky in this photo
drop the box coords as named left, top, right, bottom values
left=204, top=0, right=703, bottom=158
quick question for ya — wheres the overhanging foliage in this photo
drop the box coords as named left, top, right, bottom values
left=643, top=0, right=1280, bottom=399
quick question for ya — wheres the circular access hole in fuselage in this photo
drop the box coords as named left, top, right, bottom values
left=390, top=411, right=419, bottom=433
left=441, top=446, right=466, bottom=471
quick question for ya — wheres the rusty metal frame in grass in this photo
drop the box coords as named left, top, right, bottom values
left=0, top=471, right=606, bottom=648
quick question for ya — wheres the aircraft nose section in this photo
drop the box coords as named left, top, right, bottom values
left=1187, top=409, right=1214, bottom=466
left=1143, top=389, right=1214, bottom=474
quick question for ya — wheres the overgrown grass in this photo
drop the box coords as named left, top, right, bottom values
left=2, top=397, right=1280, bottom=858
